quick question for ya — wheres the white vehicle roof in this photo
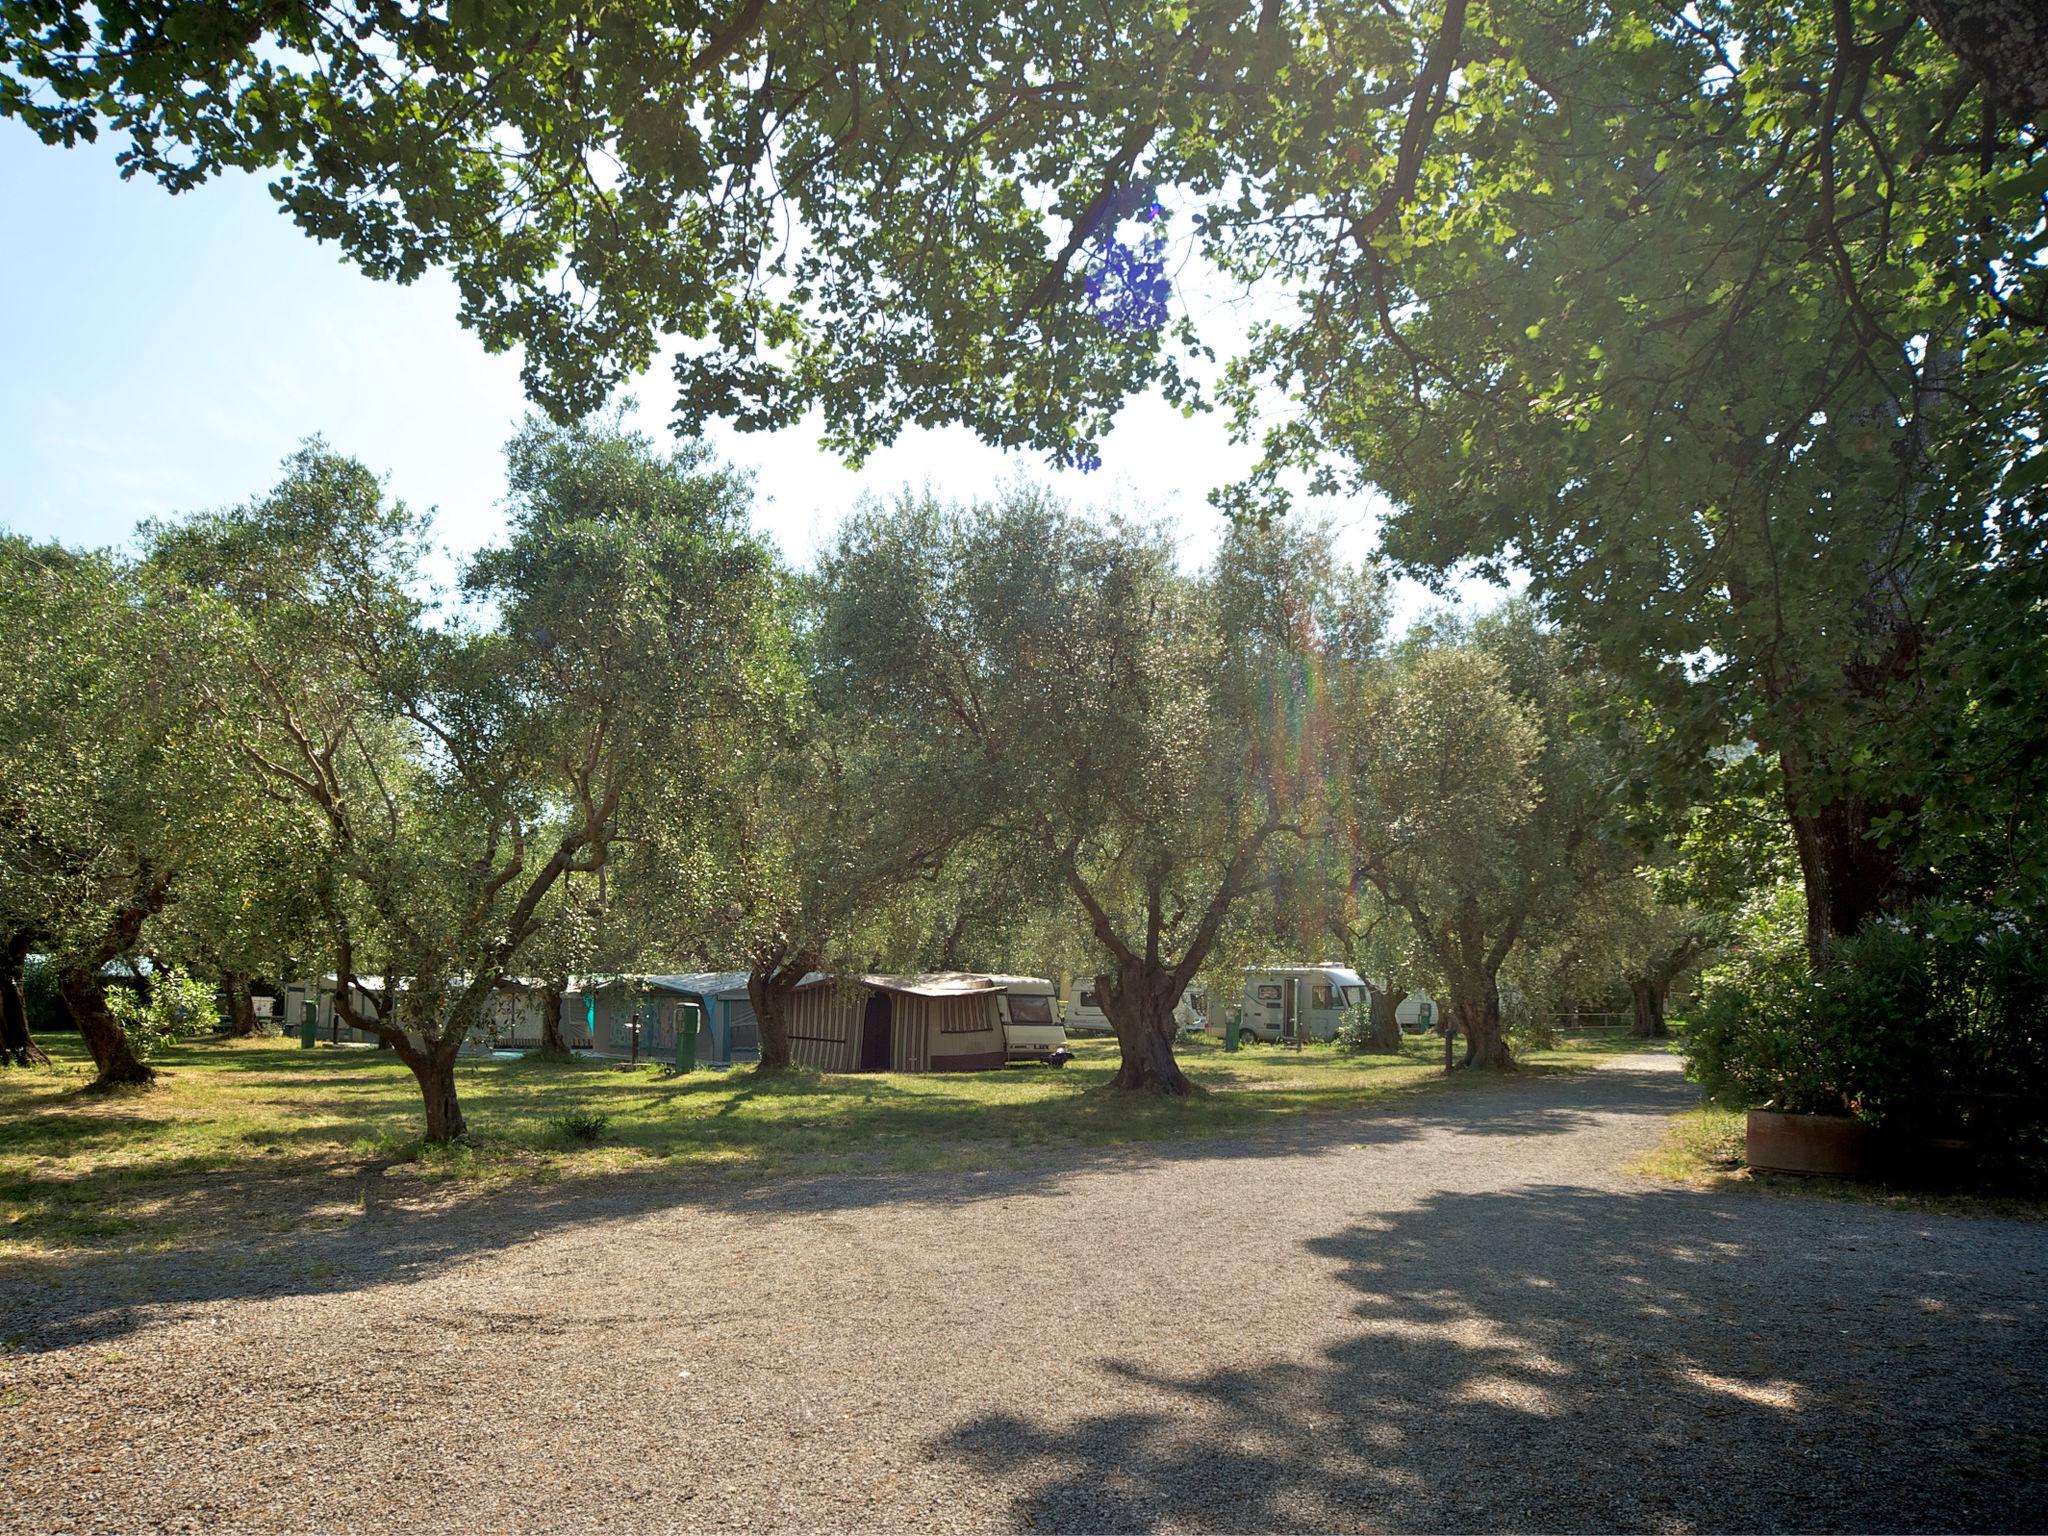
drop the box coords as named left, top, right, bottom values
left=1243, top=964, right=1366, bottom=984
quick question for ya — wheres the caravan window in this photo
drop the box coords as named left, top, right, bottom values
left=1008, top=995, right=1054, bottom=1023
left=1343, top=985, right=1366, bottom=1007
left=1079, top=988, right=1100, bottom=1009
left=1254, top=984, right=1283, bottom=1003
left=1310, top=983, right=1336, bottom=1010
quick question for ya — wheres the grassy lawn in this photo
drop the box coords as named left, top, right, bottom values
left=2, top=1029, right=1641, bottom=1257
left=1633, top=1103, right=2048, bottom=1221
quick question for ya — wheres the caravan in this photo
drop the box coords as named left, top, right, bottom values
left=986, top=975, right=1074, bottom=1066
left=1203, top=966, right=1442, bottom=1042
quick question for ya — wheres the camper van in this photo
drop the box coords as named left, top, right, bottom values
left=988, top=975, right=1073, bottom=1066
left=1207, top=965, right=1370, bottom=1044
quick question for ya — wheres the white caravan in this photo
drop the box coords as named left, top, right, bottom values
left=1207, top=965, right=1368, bottom=1044
left=987, top=975, right=1074, bottom=1066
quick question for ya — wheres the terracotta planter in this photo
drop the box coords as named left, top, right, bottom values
left=1746, top=1109, right=1879, bottom=1178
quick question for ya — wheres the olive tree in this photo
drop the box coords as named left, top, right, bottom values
left=0, top=538, right=242, bottom=1083
left=819, top=488, right=1367, bottom=1093
left=1345, top=608, right=1615, bottom=1070
left=152, top=420, right=790, bottom=1139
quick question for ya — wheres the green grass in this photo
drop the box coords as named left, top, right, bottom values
left=1, top=1029, right=1642, bottom=1256
left=1633, top=1103, right=2048, bottom=1221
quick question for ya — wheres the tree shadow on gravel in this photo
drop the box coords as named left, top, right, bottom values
left=0, top=1063, right=1700, bottom=1352
left=933, top=1181, right=2048, bottom=1533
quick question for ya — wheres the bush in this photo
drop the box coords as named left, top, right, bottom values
left=22, top=957, right=66, bottom=1032
left=1333, top=1002, right=1375, bottom=1053
left=106, top=967, right=219, bottom=1061
left=547, top=1110, right=609, bottom=1144
left=1502, top=987, right=1556, bottom=1051
left=1685, top=887, right=2048, bottom=1182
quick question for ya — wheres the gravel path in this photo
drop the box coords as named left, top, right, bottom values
left=5, top=1053, right=2045, bottom=1534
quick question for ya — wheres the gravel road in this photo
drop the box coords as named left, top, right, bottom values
left=5, top=1053, right=2045, bottom=1534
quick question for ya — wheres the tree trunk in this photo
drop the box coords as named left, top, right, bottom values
left=224, top=971, right=263, bottom=1037
left=748, top=970, right=796, bottom=1073
left=539, top=980, right=570, bottom=1054
left=400, top=1043, right=467, bottom=1143
left=1101, top=961, right=1194, bottom=1095
left=1, top=935, right=48, bottom=1067
left=1916, top=0, right=2048, bottom=121
left=1628, top=977, right=1668, bottom=1039
left=1364, top=984, right=1407, bottom=1053
left=1780, top=758, right=1916, bottom=971
left=60, top=966, right=154, bottom=1086
left=1450, top=977, right=1513, bottom=1071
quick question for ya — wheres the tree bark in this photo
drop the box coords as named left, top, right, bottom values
left=224, top=971, right=263, bottom=1037
left=1, top=935, right=49, bottom=1067
left=1915, top=0, right=2048, bottom=121
left=747, top=969, right=798, bottom=1073
left=539, top=979, right=570, bottom=1054
left=1628, top=977, right=1668, bottom=1039
left=60, top=966, right=154, bottom=1085
left=398, top=1042, right=467, bottom=1143
left=1781, top=765, right=1917, bottom=970
left=1100, top=960, right=1194, bottom=1095
left=1450, top=976, right=1513, bottom=1071
left=1364, top=983, right=1407, bottom=1053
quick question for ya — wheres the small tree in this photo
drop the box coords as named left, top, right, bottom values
left=1345, top=607, right=1613, bottom=1071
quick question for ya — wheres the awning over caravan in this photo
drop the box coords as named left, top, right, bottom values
left=860, top=972, right=999, bottom=998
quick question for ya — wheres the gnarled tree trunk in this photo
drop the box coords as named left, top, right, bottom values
left=1364, top=983, right=1407, bottom=1053
left=224, top=971, right=263, bottom=1037
left=1450, top=976, right=1513, bottom=1071
left=61, top=966, right=154, bottom=1085
left=539, top=979, right=570, bottom=1054
left=1, top=935, right=49, bottom=1067
left=1628, top=977, right=1667, bottom=1039
left=1782, top=770, right=1917, bottom=971
left=747, top=967, right=803, bottom=1074
left=395, top=1038, right=467, bottom=1143
left=1101, top=960, right=1194, bottom=1095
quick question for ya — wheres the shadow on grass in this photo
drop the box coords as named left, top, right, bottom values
left=932, top=1183, right=2048, bottom=1532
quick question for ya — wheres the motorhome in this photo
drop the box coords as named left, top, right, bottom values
left=986, top=975, right=1073, bottom=1066
left=1205, top=965, right=1368, bottom=1044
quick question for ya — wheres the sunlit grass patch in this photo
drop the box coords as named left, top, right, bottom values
left=1632, top=1104, right=1747, bottom=1184
left=1634, top=1102, right=2048, bottom=1221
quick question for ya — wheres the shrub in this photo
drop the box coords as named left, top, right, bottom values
left=547, top=1110, right=609, bottom=1144
left=1502, top=987, right=1556, bottom=1051
left=105, top=967, right=218, bottom=1061
left=1686, top=887, right=2048, bottom=1182
left=1333, top=1002, right=1375, bottom=1053
left=22, top=957, right=66, bottom=1033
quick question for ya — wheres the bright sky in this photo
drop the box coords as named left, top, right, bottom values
left=1, top=128, right=1491, bottom=621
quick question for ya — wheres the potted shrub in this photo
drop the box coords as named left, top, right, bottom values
left=1686, top=895, right=2048, bottom=1187
left=1683, top=888, right=1880, bottom=1177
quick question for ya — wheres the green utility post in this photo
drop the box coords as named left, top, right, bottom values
left=298, top=999, right=317, bottom=1049
left=1223, top=1008, right=1241, bottom=1052
left=677, top=1000, right=700, bottom=1073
